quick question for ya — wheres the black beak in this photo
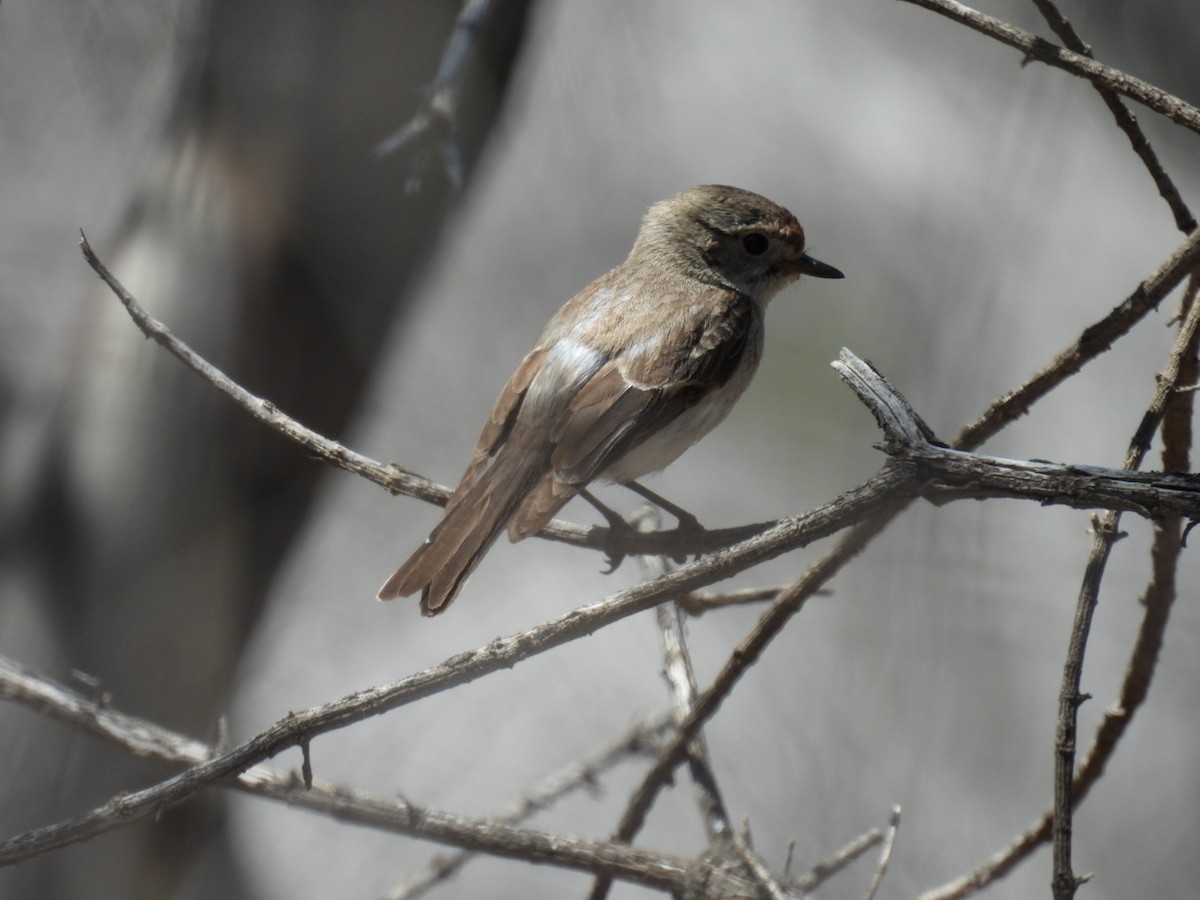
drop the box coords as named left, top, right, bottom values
left=796, top=254, right=844, bottom=279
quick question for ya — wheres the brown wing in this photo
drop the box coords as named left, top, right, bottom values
left=506, top=293, right=755, bottom=540
left=550, top=293, right=755, bottom=485
left=457, top=346, right=547, bottom=490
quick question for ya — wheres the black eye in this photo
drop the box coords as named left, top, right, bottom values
left=741, top=233, right=769, bottom=256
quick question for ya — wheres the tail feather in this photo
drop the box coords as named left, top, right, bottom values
left=377, top=443, right=547, bottom=614
left=508, top=470, right=578, bottom=541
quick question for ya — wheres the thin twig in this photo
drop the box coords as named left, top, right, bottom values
left=792, top=827, right=884, bottom=893
left=921, top=275, right=1200, bottom=900
left=953, top=225, right=1200, bottom=450
left=1029, top=0, right=1196, bottom=233
left=636, top=508, right=732, bottom=844
left=77, top=230, right=777, bottom=562
left=587, top=494, right=916, bottom=900
left=385, top=712, right=673, bottom=899
left=1051, top=272, right=1200, bottom=899
left=375, top=0, right=497, bottom=190
left=733, top=820, right=788, bottom=900
left=864, top=807, right=902, bottom=900
left=899, top=0, right=1200, bottom=135
left=677, top=584, right=791, bottom=615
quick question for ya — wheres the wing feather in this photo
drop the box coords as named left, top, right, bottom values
left=550, top=292, right=755, bottom=486
left=508, top=292, right=756, bottom=538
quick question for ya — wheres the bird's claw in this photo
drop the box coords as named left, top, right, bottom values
left=666, top=512, right=706, bottom=564
left=601, top=548, right=627, bottom=574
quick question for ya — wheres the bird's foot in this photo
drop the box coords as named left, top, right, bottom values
left=662, top=510, right=705, bottom=564
left=621, top=481, right=706, bottom=563
left=579, top=490, right=636, bottom=573
left=581, top=488, right=707, bottom=572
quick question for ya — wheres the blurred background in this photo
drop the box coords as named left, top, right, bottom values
left=1, top=1, right=1198, bottom=898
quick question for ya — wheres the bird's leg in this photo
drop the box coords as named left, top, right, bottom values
left=581, top=484, right=707, bottom=572
left=620, top=481, right=705, bottom=564
left=579, top=489, right=636, bottom=573
left=620, top=481, right=703, bottom=532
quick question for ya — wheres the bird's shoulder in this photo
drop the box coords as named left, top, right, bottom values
left=615, top=282, right=758, bottom=390
left=546, top=262, right=750, bottom=378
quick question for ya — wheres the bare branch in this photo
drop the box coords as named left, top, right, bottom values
left=386, top=712, right=672, bottom=899
left=953, top=225, right=1200, bottom=450
left=375, top=0, right=497, bottom=190
left=793, top=827, right=884, bottom=893
left=899, top=0, right=1200, bottom=136
left=0, top=655, right=802, bottom=896
left=864, top=807, right=902, bottom=900
left=834, top=350, right=1200, bottom=522
left=1029, top=0, right=1195, bottom=233
left=636, top=509, right=731, bottom=845
left=76, top=230, right=775, bottom=562
left=677, top=584, right=791, bottom=615
left=922, top=277, right=1200, bottom=900
left=1051, top=267, right=1200, bottom=899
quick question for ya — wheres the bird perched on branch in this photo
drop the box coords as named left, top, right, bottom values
left=378, top=184, right=843, bottom=615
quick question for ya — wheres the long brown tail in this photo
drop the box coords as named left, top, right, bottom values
left=377, top=441, right=562, bottom=615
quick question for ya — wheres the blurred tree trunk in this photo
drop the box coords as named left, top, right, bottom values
left=4, top=2, right=531, bottom=897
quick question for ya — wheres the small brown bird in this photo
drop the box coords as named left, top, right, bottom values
left=379, top=185, right=842, bottom=615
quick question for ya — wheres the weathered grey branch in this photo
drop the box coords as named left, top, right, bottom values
left=833, top=351, right=1200, bottom=523
left=636, top=509, right=731, bottom=846
left=0, top=656, right=805, bottom=896
left=864, top=807, right=903, bottom=900
left=0, top=457, right=913, bottom=869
